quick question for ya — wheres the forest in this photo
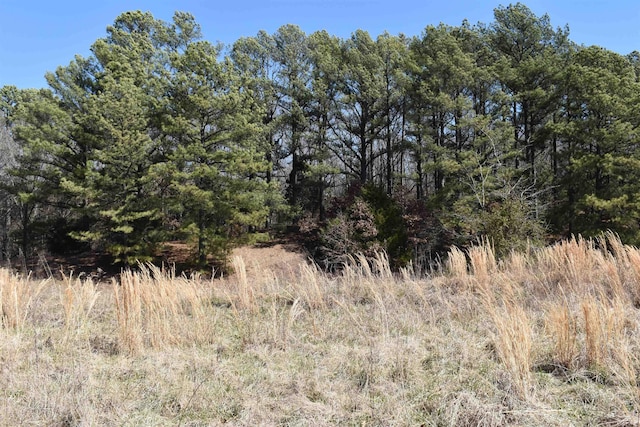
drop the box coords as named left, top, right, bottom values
left=1, top=2, right=639, bottom=270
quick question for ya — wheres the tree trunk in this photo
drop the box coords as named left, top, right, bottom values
left=20, top=203, right=29, bottom=265
left=197, top=210, right=206, bottom=265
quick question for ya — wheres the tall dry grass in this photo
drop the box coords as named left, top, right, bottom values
left=114, top=264, right=211, bottom=354
left=0, top=269, right=47, bottom=331
left=443, top=233, right=640, bottom=400
left=485, top=298, right=533, bottom=398
left=546, top=300, right=579, bottom=369
left=3, top=234, right=640, bottom=425
left=61, top=273, right=100, bottom=333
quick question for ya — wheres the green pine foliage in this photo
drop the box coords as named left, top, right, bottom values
left=360, top=185, right=410, bottom=267
left=3, top=4, right=640, bottom=269
left=551, top=46, right=640, bottom=243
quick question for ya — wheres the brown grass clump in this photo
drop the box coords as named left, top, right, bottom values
left=0, top=269, right=46, bottom=330
left=3, top=236, right=640, bottom=425
left=114, top=264, right=211, bottom=354
left=485, top=298, right=533, bottom=399
left=61, top=274, right=100, bottom=344
left=546, top=300, right=579, bottom=370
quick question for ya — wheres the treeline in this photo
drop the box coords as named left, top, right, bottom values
left=1, top=3, right=639, bottom=269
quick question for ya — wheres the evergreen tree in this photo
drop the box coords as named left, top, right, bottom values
left=75, top=75, right=163, bottom=263
left=9, top=87, right=77, bottom=258
left=306, top=30, right=344, bottom=219
left=329, top=30, right=387, bottom=185
left=489, top=2, right=570, bottom=188
left=165, top=40, right=279, bottom=264
left=7, top=5, right=640, bottom=268
left=231, top=31, right=284, bottom=186
left=376, top=33, right=407, bottom=195
left=271, top=25, right=314, bottom=211
left=405, top=24, right=476, bottom=201
left=552, top=46, right=640, bottom=242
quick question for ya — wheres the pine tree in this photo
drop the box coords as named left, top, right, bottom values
left=489, top=3, right=570, bottom=187
left=271, top=25, right=314, bottom=210
left=329, top=30, right=387, bottom=185
left=552, top=46, right=640, bottom=242
left=165, top=40, right=279, bottom=264
left=376, top=33, right=407, bottom=195
left=306, top=30, right=344, bottom=219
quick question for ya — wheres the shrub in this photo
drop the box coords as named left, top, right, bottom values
left=315, top=184, right=450, bottom=270
left=449, top=192, right=546, bottom=258
left=318, top=197, right=382, bottom=269
left=360, top=185, right=410, bottom=268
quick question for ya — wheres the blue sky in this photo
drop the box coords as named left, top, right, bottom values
left=1, top=0, right=638, bottom=89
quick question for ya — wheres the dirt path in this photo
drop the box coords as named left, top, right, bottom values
left=230, top=241, right=310, bottom=279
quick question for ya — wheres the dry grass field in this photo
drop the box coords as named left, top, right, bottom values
left=2, top=234, right=640, bottom=426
